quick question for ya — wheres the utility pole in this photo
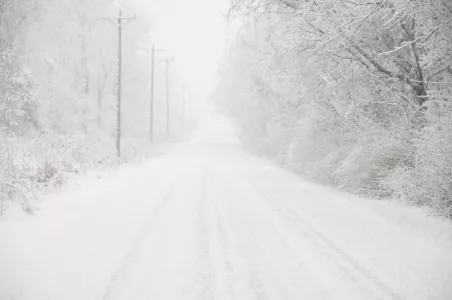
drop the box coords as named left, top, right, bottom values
left=164, top=56, right=174, bottom=142
left=180, top=84, right=185, bottom=140
left=149, top=45, right=164, bottom=144
left=103, top=8, right=136, bottom=160
left=150, top=45, right=155, bottom=144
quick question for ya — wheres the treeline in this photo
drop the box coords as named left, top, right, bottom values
left=0, top=0, right=156, bottom=214
left=213, top=0, right=452, bottom=217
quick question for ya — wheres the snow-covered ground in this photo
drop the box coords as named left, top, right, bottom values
left=1, top=111, right=452, bottom=300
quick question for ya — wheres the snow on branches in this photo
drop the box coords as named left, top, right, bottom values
left=215, top=0, right=452, bottom=217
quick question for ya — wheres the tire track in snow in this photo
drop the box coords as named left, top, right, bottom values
left=218, top=170, right=272, bottom=300
left=225, top=172, right=306, bottom=300
left=214, top=170, right=256, bottom=300
left=101, top=172, right=185, bottom=300
left=198, top=165, right=271, bottom=300
left=207, top=170, right=233, bottom=300
left=276, top=201, right=404, bottom=300
left=239, top=170, right=405, bottom=300
left=215, top=194, right=237, bottom=300
left=195, top=169, right=214, bottom=300
left=209, top=167, right=244, bottom=300
left=196, top=167, right=240, bottom=300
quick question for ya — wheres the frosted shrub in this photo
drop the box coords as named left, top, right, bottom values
left=406, top=100, right=452, bottom=217
left=284, top=117, right=341, bottom=184
left=0, top=134, right=97, bottom=214
left=371, top=139, right=415, bottom=198
left=0, top=169, right=37, bottom=215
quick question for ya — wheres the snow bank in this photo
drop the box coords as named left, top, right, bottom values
left=0, top=154, right=181, bottom=300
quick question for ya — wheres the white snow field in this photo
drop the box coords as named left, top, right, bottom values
left=1, top=110, right=452, bottom=300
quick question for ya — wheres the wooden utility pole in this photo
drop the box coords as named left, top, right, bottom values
left=180, top=84, right=186, bottom=140
left=103, top=8, right=136, bottom=160
left=149, top=45, right=164, bottom=144
left=164, top=57, right=174, bottom=142
left=116, top=10, right=123, bottom=159
left=150, top=45, right=155, bottom=144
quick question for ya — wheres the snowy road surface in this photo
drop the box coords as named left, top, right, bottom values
left=103, top=143, right=452, bottom=300
left=1, top=117, right=452, bottom=300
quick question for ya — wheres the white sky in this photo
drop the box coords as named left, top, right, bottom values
left=152, top=0, right=231, bottom=101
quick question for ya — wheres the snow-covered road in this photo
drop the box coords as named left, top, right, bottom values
left=102, top=142, right=452, bottom=300
left=2, top=141, right=452, bottom=300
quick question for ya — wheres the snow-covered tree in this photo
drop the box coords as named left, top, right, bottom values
left=1, top=0, right=161, bottom=214
left=214, top=0, right=452, bottom=217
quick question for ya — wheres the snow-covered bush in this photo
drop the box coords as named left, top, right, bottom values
left=403, top=100, right=452, bottom=217
left=0, top=131, right=162, bottom=215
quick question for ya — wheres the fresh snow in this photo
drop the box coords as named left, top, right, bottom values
left=1, top=112, right=452, bottom=300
